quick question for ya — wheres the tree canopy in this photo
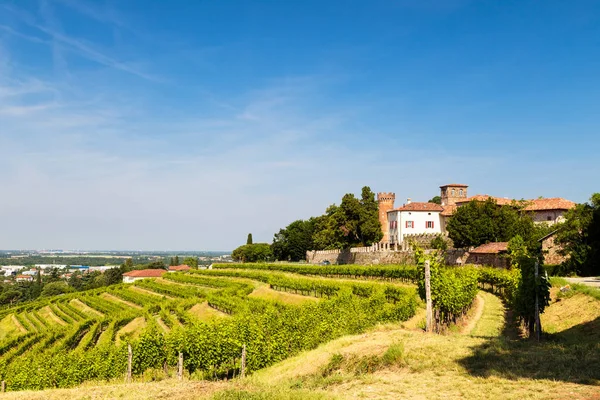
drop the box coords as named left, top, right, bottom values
left=246, top=233, right=253, bottom=245
left=232, top=243, right=273, bottom=263
left=182, top=257, right=199, bottom=269
left=272, top=219, right=316, bottom=261
left=429, top=196, right=442, bottom=205
left=311, top=186, right=382, bottom=249
left=447, top=198, right=542, bottom=249
left=555, top=193, right=600, bottom=276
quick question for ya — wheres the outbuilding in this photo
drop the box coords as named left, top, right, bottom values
left=168, top=264, right=191, bottom=272
left=122, top=269, right=167, bottom=283
left=466, top=242, right=510, bottom=268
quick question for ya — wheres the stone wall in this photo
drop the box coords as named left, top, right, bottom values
left=465, top=253, right=510, bottom=268
left=306, top=247, right=467, bottom=266
left=403, top=233, right=453, bottom=249
left=542, top=234, right=567, bottom=265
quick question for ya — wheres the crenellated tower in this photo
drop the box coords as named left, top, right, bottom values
left=377, top=192, right=396, bottom=243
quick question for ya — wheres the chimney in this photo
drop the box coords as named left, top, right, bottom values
left=406, top=198, right=411, bottom=204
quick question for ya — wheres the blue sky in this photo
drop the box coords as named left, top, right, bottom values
left=1, top=0, right=599, bottom=250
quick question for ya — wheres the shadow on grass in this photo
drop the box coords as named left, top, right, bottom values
left=459, top=316, right=600, bottom=384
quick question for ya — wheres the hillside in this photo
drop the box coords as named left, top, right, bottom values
left=0, top=264, right=599, bottom=399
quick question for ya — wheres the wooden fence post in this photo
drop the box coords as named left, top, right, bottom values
left=241, top=344, right=246, bottom=378
left=425, top=260, right=433, bottom=333
left=178, top=352, right=183, bottom=380
left=127, top=344, right=132, bottom=383
left=1, top=380, right=5, bottom=392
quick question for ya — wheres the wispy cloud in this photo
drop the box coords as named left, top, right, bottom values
left=2, top=3, right=159, bottom=81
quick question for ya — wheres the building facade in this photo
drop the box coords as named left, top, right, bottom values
left=387, top=201, right=443, bottom=244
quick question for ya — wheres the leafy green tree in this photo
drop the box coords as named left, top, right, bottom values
left=30, top=269, right=42, bottom=299
left=555, top=193, right=600, bottom=276
left=182, top=257, right=199, bottom=269
left=0, top=289, right=22, bottom=305
left=311, top=186, right=382, bottom=249
left=447, top=199, right=535, bottom=249
left=103, top=267, right=123, bottom=285
left=144, top=261, right=167, bottom=270
left=312, top=205, right=345, bottom=250
left=68, top=272, right=83, bottom=291
left=272, top=219, right=316, bottom=261
left=41, top=282, right=74, bottom=297
left=429, top=196, right=442, bottom=205
left=231, top=243, right=273, bottom=262
left=247, top=233, right=253, bottom=245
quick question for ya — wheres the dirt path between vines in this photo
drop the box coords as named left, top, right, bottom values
left=131, top=285, right=174, bottom=299
left=101, top=293, right=142, bottom=310
left=461, top=293, right=484, bottom=335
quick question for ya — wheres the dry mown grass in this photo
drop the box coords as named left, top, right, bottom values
left=248, top=285, right=318, bottom=305
left=188, top=302, right=228, bottom=320
left=115, top=316, right=147, bottom=346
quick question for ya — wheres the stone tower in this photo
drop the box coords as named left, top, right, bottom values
left=439, top=184, right=468, bottom=206
left=377, top=192, right=396, bottom=243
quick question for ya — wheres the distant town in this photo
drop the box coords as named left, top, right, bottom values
left=0, top=250, right=232, bottom=282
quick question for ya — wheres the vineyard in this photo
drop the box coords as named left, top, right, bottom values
left=0, top=262, right=521, bottom=392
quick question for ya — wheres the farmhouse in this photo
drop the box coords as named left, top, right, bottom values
left=168, top=264, right=191, bottom=272
left=122, top=269, right=166, bottom=283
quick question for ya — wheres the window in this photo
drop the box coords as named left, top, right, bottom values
left=451, top=189, right=455, bottom=196
left=426, top=221, right=434, bottom=229
left=459, top=189, right=463, bottom=196
left=406, top=221, right=414, bottom=228
left=547, top=215, right=552, bottom=221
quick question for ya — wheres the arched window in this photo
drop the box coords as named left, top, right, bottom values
left=459, top=189, right=463, bottom=196
left=451, top=189, right=455, bottom=196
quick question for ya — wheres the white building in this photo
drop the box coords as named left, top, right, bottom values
left=35, top=264, right=68, bottom=270
left=1, top=266, right=25, bottom=276
left=387, top=200, right=443, bottom=244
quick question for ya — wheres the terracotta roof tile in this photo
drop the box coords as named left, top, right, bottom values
left=168, top=265, right=191, bottom=271
left=441, top=205, right=457, bottom=216
left=388, top=202, right=444, bottom=212
left=470, top=242, right=509, bottom=254
left=523, top=198, right=576, bottom=211
left=456, top=194, right=514, bottom=206
left=123, top=269, right=167, bottom=278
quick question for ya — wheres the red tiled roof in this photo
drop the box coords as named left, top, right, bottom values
left=441, top=205, right=457, bottom=217
left=470, top=242, right=509, bottom=254
left=388, top=202, right=444, bottom=212
left=16, top=275, right=32, bottom=279
left=456, top=194, right=514, bottom=206
left=123, top=269, right=167, bottom=278
left=523, top=198, right=576, bottom=211
left=440, top=183, right=469, bottom=188
left=169, top=264, right=191, bottom=271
